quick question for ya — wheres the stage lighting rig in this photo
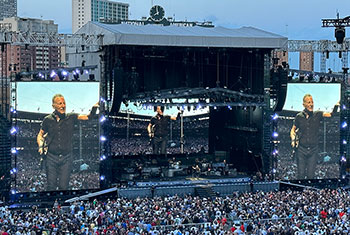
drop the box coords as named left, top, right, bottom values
left=322, top=14, right=350, bottom=44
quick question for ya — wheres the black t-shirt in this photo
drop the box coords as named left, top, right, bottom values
left=294, top=110, right=323, bottom=147
left=41, top=112, right=79, bottom=155
left=150, top=114, right=170, bottom=138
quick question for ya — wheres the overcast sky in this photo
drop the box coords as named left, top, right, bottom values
left=17, top=0, right=350, bottom=71
left=17, top=0, right=350, bottom=39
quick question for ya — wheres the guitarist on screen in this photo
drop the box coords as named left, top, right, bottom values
left=290, top=94, right=339, bottom=179
left=147, top=106, right=179, bottom=155
left=37, top=94, right=99, bottom=191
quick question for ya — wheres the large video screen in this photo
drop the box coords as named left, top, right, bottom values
left=110, top=101, right=209, bottom=156
left=277, top=83, right=341, bottom=180
left=14, top=82, right=100, bottom=192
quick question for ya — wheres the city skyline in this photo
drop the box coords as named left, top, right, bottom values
left=16, top=0, right=350, bottom=72
left=17, top=0, right=349, bottom=40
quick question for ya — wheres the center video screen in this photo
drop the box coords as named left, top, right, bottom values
left=110, top=101, right=209, bottom=156
left=14, top=82, right=100, bottom=192
left=277, top=83, right=341, bottom=180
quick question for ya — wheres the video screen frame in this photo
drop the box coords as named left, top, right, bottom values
left=11, top=81, right=101, bottom=193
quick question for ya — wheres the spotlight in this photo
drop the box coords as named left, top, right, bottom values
left=72, top=71, right=80, bottom=81
left=272, top=113, right=279, bottom=120
left=99, top=115, right=106, bottom=123
left=50, top=70, right=57, bottom=78
left=342, top=121, right=348, bottom=129
left=341, top=156, right=347, bottom=162
left=10, top=107, right=16, bottom=113
left=58, top=69, right=69, bottom=80
left=100, top=136, right=107, bottom=142
left=342, top=105, right=346, bottom=110
left=10, top=127, right=17, bottom=135
left=272, top=132, right=279, bottom=138
left=100, top=175, right=105, bottom=180
left=100, top=97, right=106, bottom=103
left=100, top=155, right=107, bottom=161
left=335, top=27, right=345, bottom=44
left=343, top=140, right=347, bottom=145
left=10, top=168, right=17, bottom=174
left=10, top=189, right=16, bottom=195
left=272, top=149, right=279, bottom=155
left=227, top=105, right=232, bottom=110
left=11, top=148, right=17, bottom=154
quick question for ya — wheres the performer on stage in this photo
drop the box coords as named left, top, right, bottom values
left=290, top=94, right=339, bottom=179
left=37, top=94, right=98, bottom=191
left=147, top=106, right=178, bottom=155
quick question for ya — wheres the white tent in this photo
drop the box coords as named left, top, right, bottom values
left=77, top=21, right=288, bottom=49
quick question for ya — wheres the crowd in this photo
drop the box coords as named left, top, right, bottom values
left=16, top=152, right=100, bottom=192
left=276, top=116, right=340, bottom=180
left=1, top=188, right=350, bottom=234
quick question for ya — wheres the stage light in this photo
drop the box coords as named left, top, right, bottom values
left=342, top=105, right=346, bottom=110
left=272, top=168, right=277, bottom=174
left=84, top=69, right=89, bottom=75
left=10, top=168, right=17, bottom=174
left=72, top=71, right=80, bottom=80
left=99, top=115, right=106, bottom=123
left=335, top=27, right=345, bottom=44
left=227, top=105, right=232, bottom=110
left=100, top=175, right=105, bottom=180
left=342, top=121, right=348, bottom=128
left=100, top=136, right=107, bottom=142
left=100, top=97, right=106, bottom=103
left=61, top=70, right=68, bottom=76
left=50, top=70, right=57, bottom=78
left=341, top=156, right=347, bottom=162
left=272, top=132, right=279, bottom=138
left=272, top=149, right=279, bottom=155
left=272, top=113, right=279, bottom=120
left=10, top=189, right=16, bottom=195
left=10, top=107, right=16, bottom=113
left=11, top=148, right=17, bottom=154
left=343, top=140, right=347, bottom=145
left=10, top=127, right=17, bottom=135
left=100, top=155, right=107, bottom=161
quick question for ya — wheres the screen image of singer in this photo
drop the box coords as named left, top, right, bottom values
left=277, top=83, right=341, bottom=180
left=13, top=82, right=100, bottom=192
left=110, top=100, right=209, bottom=156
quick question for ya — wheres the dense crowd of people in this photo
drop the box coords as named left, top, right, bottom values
left=1, top=188, right=350, bottom=234
left=16, top=153, right=100, bottom=192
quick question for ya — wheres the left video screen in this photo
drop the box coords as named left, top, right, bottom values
left=13, top=82, right=100, bottom=192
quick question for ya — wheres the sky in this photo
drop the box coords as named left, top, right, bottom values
left=16, top=82, right=100, bottom=113
left=17, top=0, right=350, bottom=71
left=283, top=83, right=340, bottom=112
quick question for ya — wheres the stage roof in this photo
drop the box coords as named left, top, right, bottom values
left=77, top=22, right=288, bottom=49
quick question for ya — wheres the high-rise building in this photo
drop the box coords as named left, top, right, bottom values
left=0, top=17, right=60, bottom=78
left=72, top=0, right=129, bottom=33
left=299, top=51, right=314, bottom=71
left=0, top=0, right=17, bottom=21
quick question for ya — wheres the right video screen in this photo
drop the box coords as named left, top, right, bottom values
left=277, top=83, right=341, bottom=180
